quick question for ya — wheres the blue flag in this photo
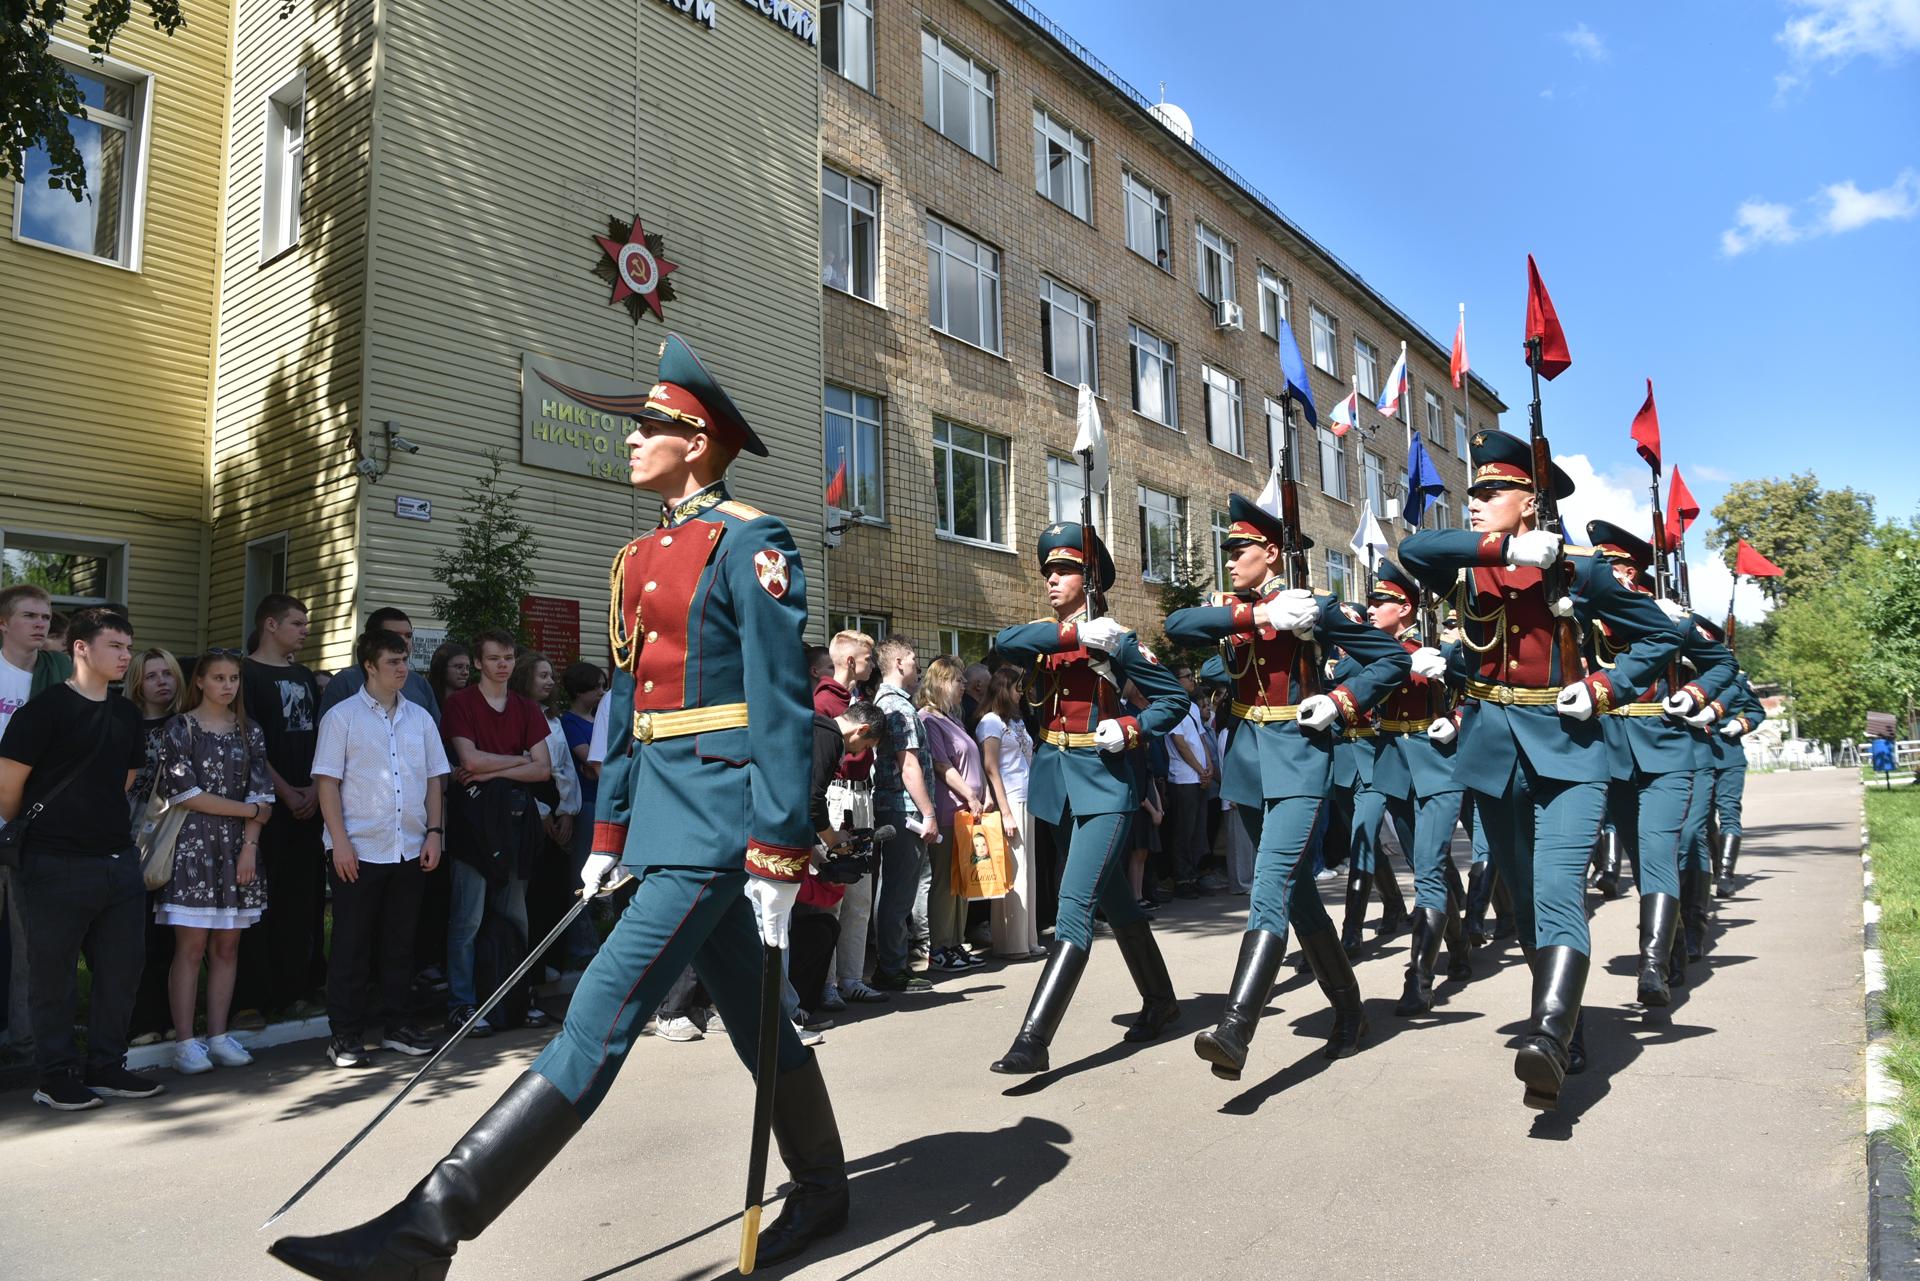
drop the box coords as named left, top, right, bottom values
left=1403, top=430, right=1445, bottom=528
left=1277, top=317, right=1317, bottom=427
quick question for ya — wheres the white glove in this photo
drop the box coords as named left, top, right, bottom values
left=1507, top=530, right=1563, bottom=569
left=1720, top=721, right=1746, bottom=740
left=581, top=852, right=619, bottom=896
left=744, top=876, right=800, bottom=949
left=1427, top=716, right=1458, bottom=745
left=1297, top=694, right=1340, bottom=731
left=1663, top=689, right=1699, bottom=719
left=1410, top=646, right=1448, bottom=680
left=1258, top=588, right=1319, bottom=636
left=1684, top=702, right=1717, bottom=728
left=1093, top=719, right=1128, bottom=753
left=1549, top=595, right=1575, bottom=618
left=1555, top=681, right=1595, bottom=721
left=1077, top=616, right=1131, bottom=653
left=1657, top=598, right=1689, bottom=622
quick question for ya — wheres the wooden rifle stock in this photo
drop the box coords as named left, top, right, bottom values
left=1648, top=470, right=1681, bottom=693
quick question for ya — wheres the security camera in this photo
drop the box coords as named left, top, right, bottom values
left=390, top=434, right=422, bottom=454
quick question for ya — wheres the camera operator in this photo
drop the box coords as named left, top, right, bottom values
left=790, top=702, right=887, bottom=1022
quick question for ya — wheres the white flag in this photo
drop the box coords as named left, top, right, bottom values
left=1073, top=383, right=1109, bottom=495
left=1256, top=466, right=1284, bottom=518
left=1350, top=502, right=1390, bottom=564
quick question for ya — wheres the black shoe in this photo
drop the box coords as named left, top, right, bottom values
left=382, top=1026, right=440, bottom=1057
left=870, top=969, right=934, bottom=994
left=1371, top=859, right=1409, bottom=935
left=1339, top=870, right=1373, bottom=958
left=1395, top=906, right=1447, bottom=1016
left=990, top=943, right=1088, bottom=1074
left=1513, top=946, right=1588, bottom=1112
left=522, top=1007, right=551, bottom=1029
left=1442, top=899, right=1475, bottom=982
left=1299, top=927, right=1367, bottom=1059
left=269, top=1072, right=582, bottom=1281
left=1492, top=915, right=1517, bottom=940
left=1714, top=833, right=1742, bottom=898
left=752, top=1052, right=849, bottom=1267
left=1567, top=1011, right=1588, bottom=1076
left=447, top=1006, right=494, bottom=1038
left=1112, top=921, right=1179, bottom=1043
left=1194, top=929, right=1287, bottom=1081
left=1463, top=862, right=1493, bottom=947
left=1175, top=881, right=1200, bottom=900
left=33, top=1073, right=104, bottom=1112
left=1636, top=893, right=1679, bottom=1009
left=1595, top=829, right=1624, bottom=900
left=84, top=1064, right=165, bottom=1099
left=1681, top=869, right=1711, bottom=961
left=329, top=1036, right=371, bottom=1069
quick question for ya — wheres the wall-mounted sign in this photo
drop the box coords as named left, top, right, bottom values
left=409, top=627, right=446, bottom=673
left=656, top=0, right=819, bottom=45
left=395, top=495, right=432, bottom=522
left=521, top=352, right=643, bottom=485
left=593, top=215, right=678, bottom=323
left=520, top=595, right=582, bottom=668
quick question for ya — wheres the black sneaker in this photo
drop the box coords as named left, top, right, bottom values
left=870, top=969, right=934, bottom=994
left=84, top=1064, right=164, bottom=1099
left=381, top=1026, right=439, bottom=1057
left=448, top=1006, right=493, bottom=1038
left=33, top=1074, right=104, bottom=1112
left=327, top=1036, right=370, bottom=1068
left=523, top=1007, right=551, bottom=1029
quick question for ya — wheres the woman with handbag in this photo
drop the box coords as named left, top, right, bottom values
left=127, top=648, right=184, bottom=1047
left=916, top=656, right=991, bottom=973
left=976, top=667, right=1040, bottom=960
left=152, top=650, right=274, bottom=1075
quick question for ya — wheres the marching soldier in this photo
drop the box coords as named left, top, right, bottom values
left=1400, top=431, right=1678, bottom=1111
left=987, top=524, right=1190, bottom=1075
left=1710, top=670, right=1765, bottom=897
left=1166, top=495, right=1409, bottom=1080
left=270, top=336, right=848, bottom=1277
left=1331, top=607, right=1411, bottom=957
left=1671, top=617, right=1748, bottom=961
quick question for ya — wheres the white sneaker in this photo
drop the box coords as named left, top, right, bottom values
left=658, top=1016, right=704, bottom=1042
left=205, top=1034, right=254, bottom=1068
left=705, top=1010, right=726, bottom=1035
left=173, top=1038, right=214, bottom=1075
left=794, top=1020, right=825, bottom=1047
left=819, top=983, right=847, bottom=1011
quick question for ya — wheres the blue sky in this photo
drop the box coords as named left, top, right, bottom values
left=1031, top=0, right=1920, bottom=617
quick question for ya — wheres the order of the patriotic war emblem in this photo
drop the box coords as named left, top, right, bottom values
left=593, top=215, right=680, bottom=322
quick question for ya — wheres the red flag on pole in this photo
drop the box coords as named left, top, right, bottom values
left=1630, top=378, right=1661, bottom=469
left=825, top=457, right=848, bottom=509
left=1665, top=467, right=1699, bottom=546
left=1523, top=254, right=1572, bottom=380
left=1735, top=539, right=1784, bottom=577
left=1450, top=306, right=1470, bottom=389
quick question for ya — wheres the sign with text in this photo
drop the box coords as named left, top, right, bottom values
left=409, top=627, right=447, bottom=674
left=520, top=595, right=582, bottom=668
left=521, top=352, right=640, bottom=486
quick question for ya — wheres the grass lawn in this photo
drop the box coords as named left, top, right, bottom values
left=1868, top=784, right=1920, bottom=1219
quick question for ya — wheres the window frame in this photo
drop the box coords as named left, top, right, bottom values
left=1424, top=389, right=1446, bottom=445
left=1122, top=169, right=1171, bottom=271
left=1326, top=549, right=1354, bottom=601
left=1047, top=453, right=1110, bottom=536
left=1317, top=424, right=1349, bottom=502
left=1266, top=396, right=1306, bottom=482
left=821, top=165, right=880, bottom=302
left=1032, top=105, right=1093, bottom=221
left=1257, top=267, right=1288, bottom=339
left=823, top=383, right=886, bottom=522
left=11, top=41, right=154, bottom=270
left=832, top=611, right=891, bottom=639
left=1039, top=275, right=1099, bottom=392
left=921, top=28, right=997, bottom=164
left=1201, top=363, right=1245, bottom=459
left=259, top=69, right=307, bottom=264
left=1309, top=305, right=1339, bottom=377
left=1210, top=508, right=1233, bottom=592
left=925, top=215, right=1003, bottom=354
left=0, top=526, right=131, bottom=612
left=1128, top=322, right=1179, bottom=429
left=1137, top=484, right=1188, bottom=584
left=241, top=531, right=290, bottom=642
left=1363, top=448, right=1386, bottom=516
left=1194, top=220, right=1236, bottom=305
left=820, top=0, right=876, bottom=90
left=933, top=417, right=1012, bottom=549
left=1353, top=338, right=1380, bottom=402
left=1454, top=408, right=1471, bottom=459
left=937, top=627, right=996, bottom=664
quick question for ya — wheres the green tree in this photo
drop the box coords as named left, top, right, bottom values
left=1862, top=521, right=1920, bottom=737
left=432, top=451, right=540, bottom=645
left=1708, top=472, right=1875, bottom=605
left=4, top=3, right=186, bottom=198
left=1152, top=533, right=1212, bottom=676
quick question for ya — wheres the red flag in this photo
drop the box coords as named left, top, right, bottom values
left=1630, top=378, right=1661, bottom=469
left=1523, top=254, right=1572, bottom=380
left=824, top=457, right=848, bottom=509
left=1450, top=308, right=1470, bottom=389
left=1735, top=539, right=1784, bottom=577
left=1665, top=467, right=1699, bottom=546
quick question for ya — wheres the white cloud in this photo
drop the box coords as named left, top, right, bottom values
left=1720, top=169, right=1920, bottom=255
left=1560, top=22, right=1609, bottom=62
left=1539, top=86, right=1556, bottom=99
left=1779, top=0, right=1920, bottom=65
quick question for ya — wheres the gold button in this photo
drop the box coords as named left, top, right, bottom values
left=1256, top=657, right=1266, bottom=666
left=661, top=535, right=673, bottom=546
left=1509, top=659, right=1520, bottom=668
left=646, top=630, right=658, bottom=643
left=1510, top=625, right=1520, bottom=634
left=1508, top=589, right=1518, bottom=597
left=643, top=680, right=654, bottom=692
left=645, top=581, right=657, bottom=592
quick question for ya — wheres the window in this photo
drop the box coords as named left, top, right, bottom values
left=1258, top=268, right=1288, bottom=338
left=1326, top=550, right=1353, bottom=601
left=260, top=71, right=305, bottom=261
left=1195, top=221, right=1235, bottom=304
left=821, top=0, right=874, bottom=89
left=1033, top=108, right=1092, bottom=220
left=921, top=29, right=995, bottom=162
left=1138, top=486, right=1187, bottom=583
left=242, top=532, right=289, bottom=640
left=1353, top=339, right=1380, bottom=402
left=1129, top=323, right=1177, bottom=427
left=926, top=217, right=1001, bottom=352
left=1210, top=509, right=1233, bottom=591
left=1309, top=305, right=1338, bottom=376
left=1266, top=397, right=1306, bottom=481
left=821, top=166, right=878, bottom=301
left=1047, top=454, right=1109, bottom=531
left=1202, top=365, right=1244, bottom=457
left=938, top=628, right=995, bottom=664
left=823, top=384, right=884, bottom=518
left=1424, top=390, right=1446, bottom=448
left=832, top=611, right=890, bottom=639
left=13, top=51, right=150, bottom=267
left=1454, top=408, right=1470, bottom=459
left=1318, top=425, right=1349, bottom=501
left=1363, top=450, right=1385, bottom=515
left=1431, top=497, right=1451, bottom=530
left=1123, top=170, right=1170, bottom=269
left=0, top=529, right=127, bottom=610
left=934, top=418, right=1009, bottom=546
left=1040, top=277, right=1098, bottom=390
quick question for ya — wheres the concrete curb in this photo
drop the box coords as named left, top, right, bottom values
left=1863, top=793, right=1920, bottom=1280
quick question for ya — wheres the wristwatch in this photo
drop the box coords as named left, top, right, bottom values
left=425, top=826, right=445, bottom=835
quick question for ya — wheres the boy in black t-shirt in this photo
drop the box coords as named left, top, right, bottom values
left=0, top=609, right=164, bottom=1111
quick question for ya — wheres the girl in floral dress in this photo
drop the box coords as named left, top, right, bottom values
left=155, top=651, right=275, bottom=1075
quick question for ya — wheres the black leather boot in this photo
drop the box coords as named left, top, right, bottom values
left=1193, top=929, right=1287, bottom=1081
left=1372, top=857, right=1409, bottom=935
left=1299, top=926, right=1367, bottom=1059
left=1513, top=946, right=1587, bottom=1111
left=1339, top=869, right=1372, bottom=957
left=754, top=1052, right=849, bottom=1267
left=1567, top=1010, right=1588, bottom=1076
left=1715, top=833, right=1742, bottom=899
left=269, top=1072, right=581, bottom=1280
left=1491, top=872, right=1517, bottom=939
left=1395, top=906, right=1448, bottom=1015
left=1463, top=862, right=1492, bottom=948
left=990, top=941, right=1088, bottom=1074
left=1112, top=921, right=1179, bottom=1042
left=1681, top=869, right=1710, bottom=961
left=1595, top=830, right=1623, bottom=900
left=1636, top=893, right=1679, bottom=1008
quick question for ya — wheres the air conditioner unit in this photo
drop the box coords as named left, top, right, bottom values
left=1216, top=299, right=1245, bottom=331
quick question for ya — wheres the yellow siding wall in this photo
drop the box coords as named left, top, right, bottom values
left=0, top=6, right=234, bottom=657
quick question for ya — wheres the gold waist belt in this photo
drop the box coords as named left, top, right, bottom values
left=1464, top=679, right=1561, bottom=706
left=1378, top=718, right=1433, bottom=734
left=1346, top=727, right=1378, bottom=739
left=1231, top=702, right=1301, bottom=723
left=1608, top=703, right=1669, bottom=718
left=633, top=702, right=748, bottom=744
left=1042, top=728, right=1100, bottom=749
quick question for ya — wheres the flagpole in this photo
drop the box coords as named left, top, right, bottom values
left=1458, top=305, right=1469, bottom=465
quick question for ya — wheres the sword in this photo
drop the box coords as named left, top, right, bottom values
left=737, top=940, right=784, bottom=1275
left=260, top=870, right=635, bottom=1231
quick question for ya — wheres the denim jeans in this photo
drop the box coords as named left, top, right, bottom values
left=872, top=820, right=928, bottom=976
left=446, top=860, right=529, bottom=1010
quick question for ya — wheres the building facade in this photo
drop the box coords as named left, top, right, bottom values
left=816, top=0, right=1504, bottom=658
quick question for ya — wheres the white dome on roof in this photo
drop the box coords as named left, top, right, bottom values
left=1150, top=100, right=1194, bottom=144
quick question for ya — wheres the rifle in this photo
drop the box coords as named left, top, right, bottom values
left=1277, top=393, right=1318, bottom=698
left=1725, top=608, right=1737, bottom=656
left=1647, top=464, right=1682, bottom=693
left=1525, top=337, right=1584, bottom=685
left=1080, top=452, right=1107, bottom=622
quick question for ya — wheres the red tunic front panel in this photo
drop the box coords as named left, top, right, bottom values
left=616, top=519, right=724, bottom=711
left=1040, top=647, right=1116, bottom=734
left=1462, top=564, right=1557, bottom=686
left=1377, top=636, right=1436, bottom=723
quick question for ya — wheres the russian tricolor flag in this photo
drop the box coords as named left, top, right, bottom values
left=1329, top=388, right=1360, bottom=438
left=1376, top=346, right=1409, bottom=417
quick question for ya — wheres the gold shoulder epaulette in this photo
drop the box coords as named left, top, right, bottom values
left=1564, top=544, right=1595, bottom=557
left=717, top=499, right=764, bottom=519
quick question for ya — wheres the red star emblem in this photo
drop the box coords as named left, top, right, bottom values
left=593, top=215, right=679, bottom=321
